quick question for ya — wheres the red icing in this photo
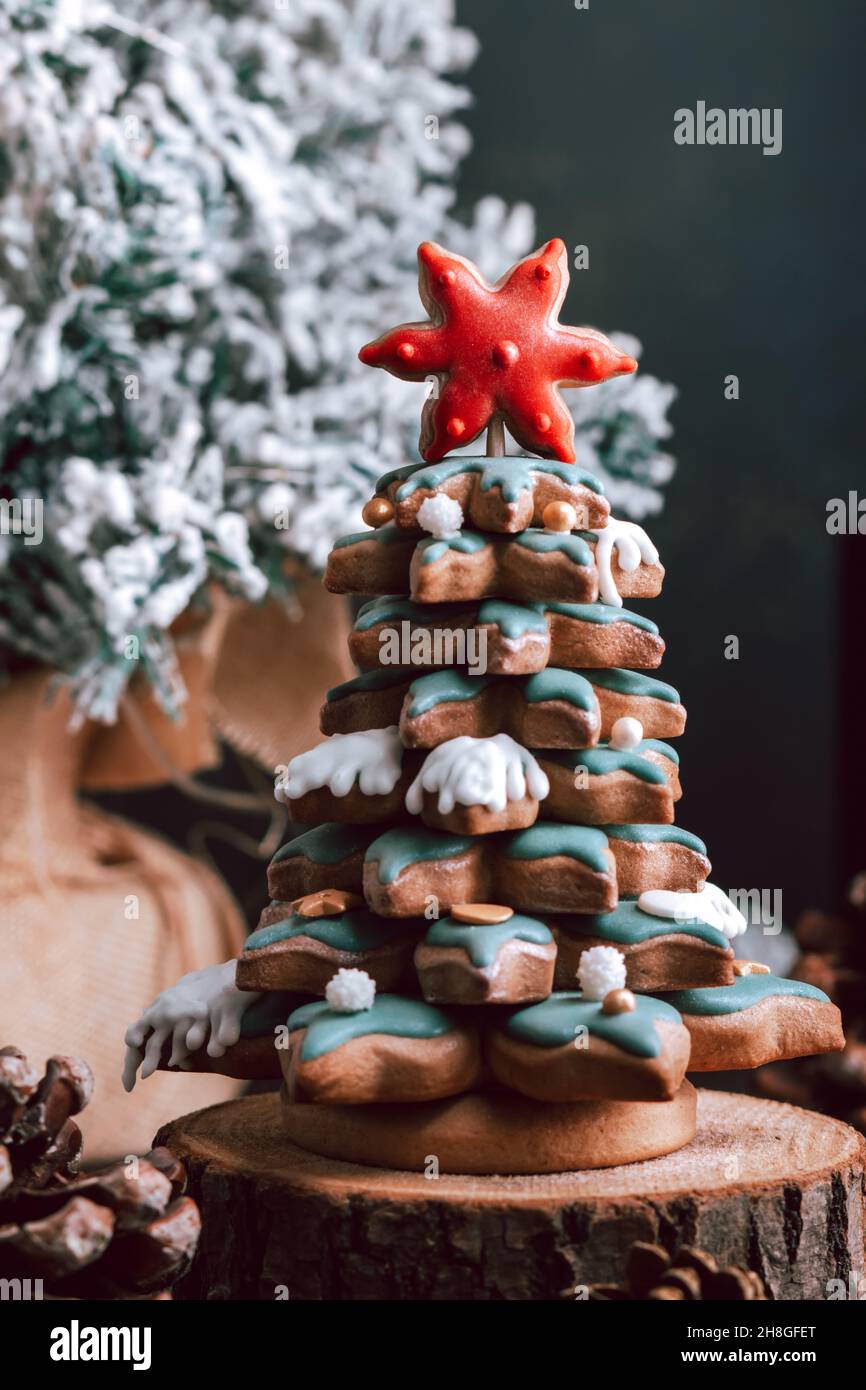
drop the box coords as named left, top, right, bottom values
left=359, top=238, right=637, bottom=462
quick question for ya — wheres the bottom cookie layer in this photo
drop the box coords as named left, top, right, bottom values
left=280, top=1081, right=697, bottom=1174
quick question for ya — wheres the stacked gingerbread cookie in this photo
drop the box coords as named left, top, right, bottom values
left=123, top=238, right=843, bottom=1175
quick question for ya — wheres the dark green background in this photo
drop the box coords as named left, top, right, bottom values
left=455, top=0, right=865, bottom=915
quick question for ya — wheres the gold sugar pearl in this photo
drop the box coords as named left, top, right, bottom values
left=361, top=496, right=395, bottom=528
left=602, top=988, right=636, bottom=1015
left=732, top=960, right=771, bottom=976
left=291, top=889, right=363, bottom=919
left=541, top=501, right=577, bottom=533
left=450, top=903, right=514, bottom=926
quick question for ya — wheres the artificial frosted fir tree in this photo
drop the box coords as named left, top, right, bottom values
left=122, top=238, right=863, bottom=1301
left=0, top=0, right=676, bottom=726
left=0, top=1048, right=199, bottom=1298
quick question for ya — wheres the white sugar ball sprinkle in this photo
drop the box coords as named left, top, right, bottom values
left=577, top=945, right=627, bottom=1001
left=325, top=968, right=376, bottom=1014
left=417, top=494, right=464, bottom=539
left=609, top=716, right=643, bottom=751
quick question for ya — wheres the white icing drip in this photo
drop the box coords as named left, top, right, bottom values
left=637, top=884, right=748, bottom=940
left=122, top=960, right=257, bottom=1091
left=610, top=716, right=643, bottom=750
left=277, top=726, right=404, bottom=800
left=577, top=945, right=627, bottom=1000
left=405, top=734, right=549, bottom=816
left=325, top=968, right=376, bottom=1013
left=417, top=494, right=464, bottom=538
left=587, top=515, right=659, bottom=607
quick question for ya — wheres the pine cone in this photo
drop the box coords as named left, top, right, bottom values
left=0, top=1047, right=200, bottom=1299
left=589, top=1241, right=767, bottom=1301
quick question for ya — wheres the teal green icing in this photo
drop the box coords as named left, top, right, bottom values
left=377, top=456, right=604, bottom=504
left=405, top=668, right=596, bottom=717
left=355, top=596, right=660, bottom=642
left=417, top=531, right=487, bottom=565
left=641, top=738, right=680, bottom=766
left=604, top=824, right=707, bottom=854
left=504, top=991, right=681, bottom=1057
left=538, top=745, right=668, bottom=784
left=504, top=823, right=610, bottom=875
left=271, top=823, right=376, bottom=866
left=354, top=596, right=451, bottom=631
left=513, top=530, right=593, bottom=565
left=425, top=913, right=553, bottom=968
left=581, top=668, right=680, bottom=702
left=332, top=525, right=408, bottom=549
left=419, top=528, right=600, bottom=572
left=367, top=827, right=474, bottom=884
left=478, top=599, right=547, bottom=637
left=325, top=667, right=414, bottom=702
left=522, top=669, right=596, bottom=711
left=244, top=908, right=410, bottom=954
left=373, top=461, right=430, bottom=493
left=239, top=992, right=302, bottom=1038
left=406, top=670, right=495, bottom=716
left=288, top=993, right=454, bottom=1061
left=560, top=900, right=729, bottom=950
left=354, top=596, right=547, bottom=639
left=545, top=601, right=658, bottom=635
left=661, top=974, right=831, bottom=1016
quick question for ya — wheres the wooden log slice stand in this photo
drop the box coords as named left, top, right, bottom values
left=157, top=1089, right=866, bottom=1301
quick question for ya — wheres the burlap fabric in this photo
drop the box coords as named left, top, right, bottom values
left=0, top=582, right=352, bottom=1159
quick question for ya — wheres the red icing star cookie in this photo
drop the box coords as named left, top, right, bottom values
left=359, top=239, right=637, bottom=463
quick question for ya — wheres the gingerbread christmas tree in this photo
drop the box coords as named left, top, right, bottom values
left=124, top=238, right=844, bottom=1177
